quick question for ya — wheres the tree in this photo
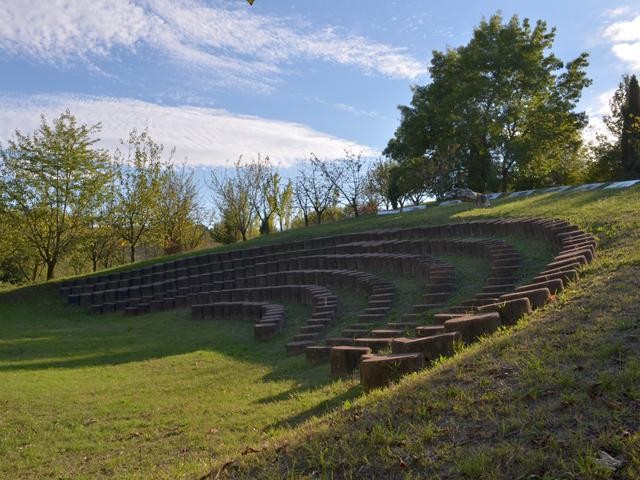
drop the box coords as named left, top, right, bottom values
left=385, top=14, right=591, bottom=192
left=590, top=75, right=640, bottom=181
left=0, top=207, right=44, bottom=283
left=209, top=157, right=259, bottom=241
left=366, top=158, right=395, bottom=210
left=293, top=177, right=311, bottom=227
left=622, top=74, right=640, bottom=178
left=316, top=150, right=369, bottom=217
left=0, top=111, right=112, bottom=279
left=274, top=179, right=294, bottom=231
left=156, top=164, right=208, bottom=254
left=247, top=155, right=277, bottom=236
left=84, top=192, right=120, bottom=272
left=113, top=128, right=168, bottom=263
left=295, top=156, right=337, bottom=225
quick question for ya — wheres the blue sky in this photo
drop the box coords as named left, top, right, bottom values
left=1, top=0, right=639, bottom=169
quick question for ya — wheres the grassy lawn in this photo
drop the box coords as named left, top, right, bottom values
left=1, top=186, right=639, bottom=479
left=0, top=292, right=363, bottom=479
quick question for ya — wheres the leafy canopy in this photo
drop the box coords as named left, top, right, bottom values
left=385, top=13, right=591, bottom=195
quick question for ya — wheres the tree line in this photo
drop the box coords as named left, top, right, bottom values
left=0, top=112, right=386, bottom=285
left=2, top=13, right=639, bottom=286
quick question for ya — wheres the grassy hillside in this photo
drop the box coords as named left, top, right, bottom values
left=1, top=187, right=639, bottom=479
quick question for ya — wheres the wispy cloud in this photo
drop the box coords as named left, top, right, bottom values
left=0, top=0, right=428, bottom=90
left=602, top=13, right=640, bottom=69
left=0, top=94, right=378, bottom=167
left=306, top=96, right=383, bottom=119
left=603, top=6, right=633, bottom=18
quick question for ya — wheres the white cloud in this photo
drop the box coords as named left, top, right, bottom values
left=583, top=89, right=615, bottom=144
left=306, top=96, right=383, bottom=119
left=603, top=14, right=640, bottom=69
left=604, top=6, right=633, bottom=18
left=0, top=94, right=377, bottom=167
left=0, top=0, right=428, bottom=88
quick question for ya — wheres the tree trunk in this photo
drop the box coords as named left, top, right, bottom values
left=315, top=210, right=322, bottom=224
left=31, top=262, right=40, bottom=282
left=241, top=230, right=247, bottom=241
left=501, top=165, right=510, bottom=192
left=46, top=260, right=56, bottom=280
left=304, top=212, right=309, bottom=227
left=130, top=244, right=136, bottom=263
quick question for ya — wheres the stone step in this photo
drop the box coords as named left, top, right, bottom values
left=254, top=323, right=279, bottom=340
left=342, top=328, right=371, bottom=337
left=448, top=305, right=477, bottom=314
left=443, top=312, right=501, bottom=342
left=433, top=313, right=465, bottom=323
left=299, top=324, right=325, bottom=334
left=425, top=283, right=456, bottom=293
left=481, top=284, right=516, bottom=293
left=354, top=337, right=393, bottom=353
left=325, top=337, right=355, bottom=346
left=306, top=345, right=332, bottom=365
left=370, top=329, right=404, bottom=338
left=294, top=333, right=320, bottom=342
left=307, top=318, right=332, bottom=326
left=331, top=346, right=372, bottom=378
left=412, top=303, right=445, bottom=313
left=364, top=307, right=390, bottom=315
left=422, top=293, right=450, bottom=303
left=460, top=298, right=499, bottom=307
left=352, top=322, right=375, bottom=329
left=357, top=313, right=386, bottom=322
left=387, top=321, right=418, bottom=329
left=360, top=353, right=425, bottom=392
left=372, top=287, right=395, bottom=295
left=475, top=292, right=511, bottom=300
left=286, top=341, right=315, bottom=355
left=415, top=325, right=446, bottom=337
left=392, top=332, right=461, bottom=361
left=369, top=293, right=394, bottom=301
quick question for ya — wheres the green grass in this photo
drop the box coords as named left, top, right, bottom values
left=2, top=186, right=640, bottom=479
left=0, top=291, right=365, bottom=479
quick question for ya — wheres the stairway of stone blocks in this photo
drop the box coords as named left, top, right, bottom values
left=60, top=217, right=595, bottom=392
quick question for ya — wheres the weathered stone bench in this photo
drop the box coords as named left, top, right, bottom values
left=360, top=353, right=425, bottom=392
left=391, top=332, right=461, bottom=361
left=331, top=346, right=372, bottom=378
left=443, top=312, right=501, bottom=342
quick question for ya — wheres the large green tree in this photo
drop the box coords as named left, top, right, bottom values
left=0, top=111, right=112, bottom=279
left=385, top=14, right=591, bottom=193
left=113, top=128, right=168, bottom=263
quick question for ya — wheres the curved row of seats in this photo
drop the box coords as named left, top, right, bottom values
left=59, top=217, right=595, bottom=385
left=317, top=238, right=520, bottom=367
left=190, top=285, right=335, bottom=340
left=351, top=218, right=596, bottom=391
left=191, top=302, right=286, bottom=339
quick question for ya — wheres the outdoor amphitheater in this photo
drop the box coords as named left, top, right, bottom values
left=60, top=217, right=594, bottom=391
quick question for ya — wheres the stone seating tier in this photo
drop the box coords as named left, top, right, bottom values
left=60, top=217, right=596, bottom=390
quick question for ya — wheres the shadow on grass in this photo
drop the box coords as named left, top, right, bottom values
left=262, top=386, right=361, bottom=432
left=0, top=296, right=315, bottom=376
